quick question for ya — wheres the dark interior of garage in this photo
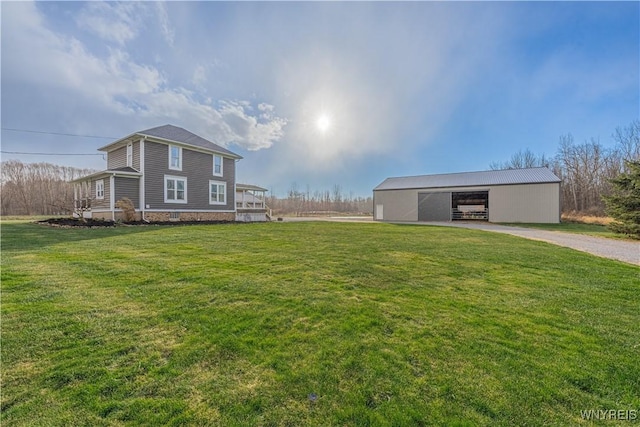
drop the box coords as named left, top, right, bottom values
left=452, top=191, right=488, bottom=220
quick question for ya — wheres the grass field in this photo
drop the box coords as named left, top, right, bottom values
left=499, top=222, right=624, bottom=239
left=2, top=221, right=639, bottom=426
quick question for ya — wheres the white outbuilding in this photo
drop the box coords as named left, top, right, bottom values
left=373, top=167, right=561, bottom=223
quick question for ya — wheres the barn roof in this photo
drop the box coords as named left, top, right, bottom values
left=374, top=167, right=561, bottom=191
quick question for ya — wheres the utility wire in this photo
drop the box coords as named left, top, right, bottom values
left=1, top=127, right=117, bottom=139
left=1, top=151, right=103, bottom=156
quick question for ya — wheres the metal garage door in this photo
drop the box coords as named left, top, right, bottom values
left=418, top=192, right=451, bottom=221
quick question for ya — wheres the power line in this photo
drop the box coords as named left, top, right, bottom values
left=1, top=151, right=104, bottom=156
left=1, top=127, right=117, bottom=139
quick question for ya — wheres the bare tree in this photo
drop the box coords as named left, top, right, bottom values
left=1, top=160, right=95, bottom=216
left=489, top=148, right=548, bottom=170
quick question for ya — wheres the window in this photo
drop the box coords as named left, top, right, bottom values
left=165, top=175, right=187, bottom=203
left=126, top=143, right=133, bottom=167
left=213, top=155, right=223, bottom=176
left=209, top=180, right=226, bottom=205
left=96, top=179, right=104, bottom=199
left=169, top=145, right=182, bottom=170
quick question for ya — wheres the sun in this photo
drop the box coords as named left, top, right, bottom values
left=316, top=114, right=332, bottom=133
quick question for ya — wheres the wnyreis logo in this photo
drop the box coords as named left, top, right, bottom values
left=581, top=409, right=637, bottom=421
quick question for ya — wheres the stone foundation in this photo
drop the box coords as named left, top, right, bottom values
left=144, top=212, right=235, bottom=222
left=87, top=210, right=234, bottom=222
left=90, top=211, right=143, bottom=221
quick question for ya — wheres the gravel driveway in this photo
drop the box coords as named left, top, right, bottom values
left=420, top=222, right=639, bottom=266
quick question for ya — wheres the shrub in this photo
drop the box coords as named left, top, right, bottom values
left=115, top=198, right=136, bottom=222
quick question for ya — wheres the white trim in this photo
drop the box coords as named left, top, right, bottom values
left=109, top=175, right=116, bottom=221
left=168, top=145, right=182, bottom=171
left=213, top=154, right=223, bottom=177
left=70, top=170, right=141, bottom=183
left=209, top=180, right=226, bottom=205
left=95, top=179, right=105, bottom=199
left=164, top=175, right=187, bottom=204
left=126, top=143, right=133, bottom=167
left=140, top=138, right=145, bottom=219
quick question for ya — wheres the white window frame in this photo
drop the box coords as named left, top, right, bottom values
left=96, top=179, right=105, bottom=199
left=213, top=154, right=223, bottom=177
left=209, top=180, right=226, bottom=205
left=164, top=175, right=187, bottom=204
left=168, top=145, right=182, bottom=171
left=126, top=143, right=133, bottom=167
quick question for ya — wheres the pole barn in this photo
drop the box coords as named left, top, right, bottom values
left=373, top=167, right=561, bottom=224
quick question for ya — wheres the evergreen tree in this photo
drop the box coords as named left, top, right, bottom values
left=603, top=160, right=640, bottom=239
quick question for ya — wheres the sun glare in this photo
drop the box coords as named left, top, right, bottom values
left=316, top=114, right=332, bottom=133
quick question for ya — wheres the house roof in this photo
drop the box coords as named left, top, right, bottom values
left=236, top=183, right=269, bottom=192
left=99, top=124, right=242, bottom=159
left=70, top=167, right=142, bottom=183
left=374, top=167, right=561, bottom=191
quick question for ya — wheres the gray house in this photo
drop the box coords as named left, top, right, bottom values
left=72, top=124, right=268, bottom=222
left=373, top=167, right=561, bottom=223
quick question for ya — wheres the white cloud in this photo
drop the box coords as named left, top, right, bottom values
left=155, top=2, right=175, bottom=47
left=218, top=101, right=287, bottom=151
left=2, top=1, right=287, bottom=152
left=75, top=1, right=175, bottom=47
left=76, top=2, right=141, bottom=45
left=192, top=65, right=207, bottom=88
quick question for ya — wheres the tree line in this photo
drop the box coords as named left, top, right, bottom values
left=266, top=183, right=373, bottom=216
left=2, top=120, right=636, bottom=218
left=0, top=160, right=95, bottom=216
left=0, top=160, right=372, bottom=217
left=490, top=120, right=639, bottom=215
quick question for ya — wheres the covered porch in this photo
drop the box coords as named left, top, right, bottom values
left=236, top=184, right=271, bottom=222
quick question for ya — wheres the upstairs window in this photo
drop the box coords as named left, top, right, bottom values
left=209, top=180, right=226, bottom=204
left=165, top=175, right=187, bottom=203
left=126, top=143, right=133, bottom=167
left=96, top=179, right=104, bottom=199
left=169, top=145, right=182, bottom=170
left=213, top=155, right=223, bottom=176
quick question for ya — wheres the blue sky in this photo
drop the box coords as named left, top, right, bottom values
left=2, top=1, right=638, bottom=197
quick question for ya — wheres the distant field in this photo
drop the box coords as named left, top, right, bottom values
left=2, top=221, right=638, bottom=426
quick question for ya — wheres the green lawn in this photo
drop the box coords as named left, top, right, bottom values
left=2, top=221, right=638, bottom=426
left=499, top=222, right=624, bottom=239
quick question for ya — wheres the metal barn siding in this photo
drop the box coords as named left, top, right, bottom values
left=489, top=183, right=560, bottom=223
left=373, top=168, right=561, bottom=224
left=374, top=189, right=419, bottom=221
left=418, top=192, right=452, bottom=221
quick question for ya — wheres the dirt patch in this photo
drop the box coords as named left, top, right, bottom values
left=38, top=218, right=235, bottom=228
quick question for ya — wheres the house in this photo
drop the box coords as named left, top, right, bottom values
left=72, top=124, right=269, bottom=222
left=373, top=167, right=561, bottom=223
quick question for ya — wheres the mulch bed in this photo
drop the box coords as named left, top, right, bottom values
left=38, top=218, right=235, bottom=228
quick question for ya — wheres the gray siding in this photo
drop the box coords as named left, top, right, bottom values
left=90, top=177, right=110, bottom=210
left=107, top=140, right=141, bottom=170
left=107, top=146, right=126, bottom=169
left=114, top=177, right=140, bottom=208
left=143, top=141, right=235, bottom=211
